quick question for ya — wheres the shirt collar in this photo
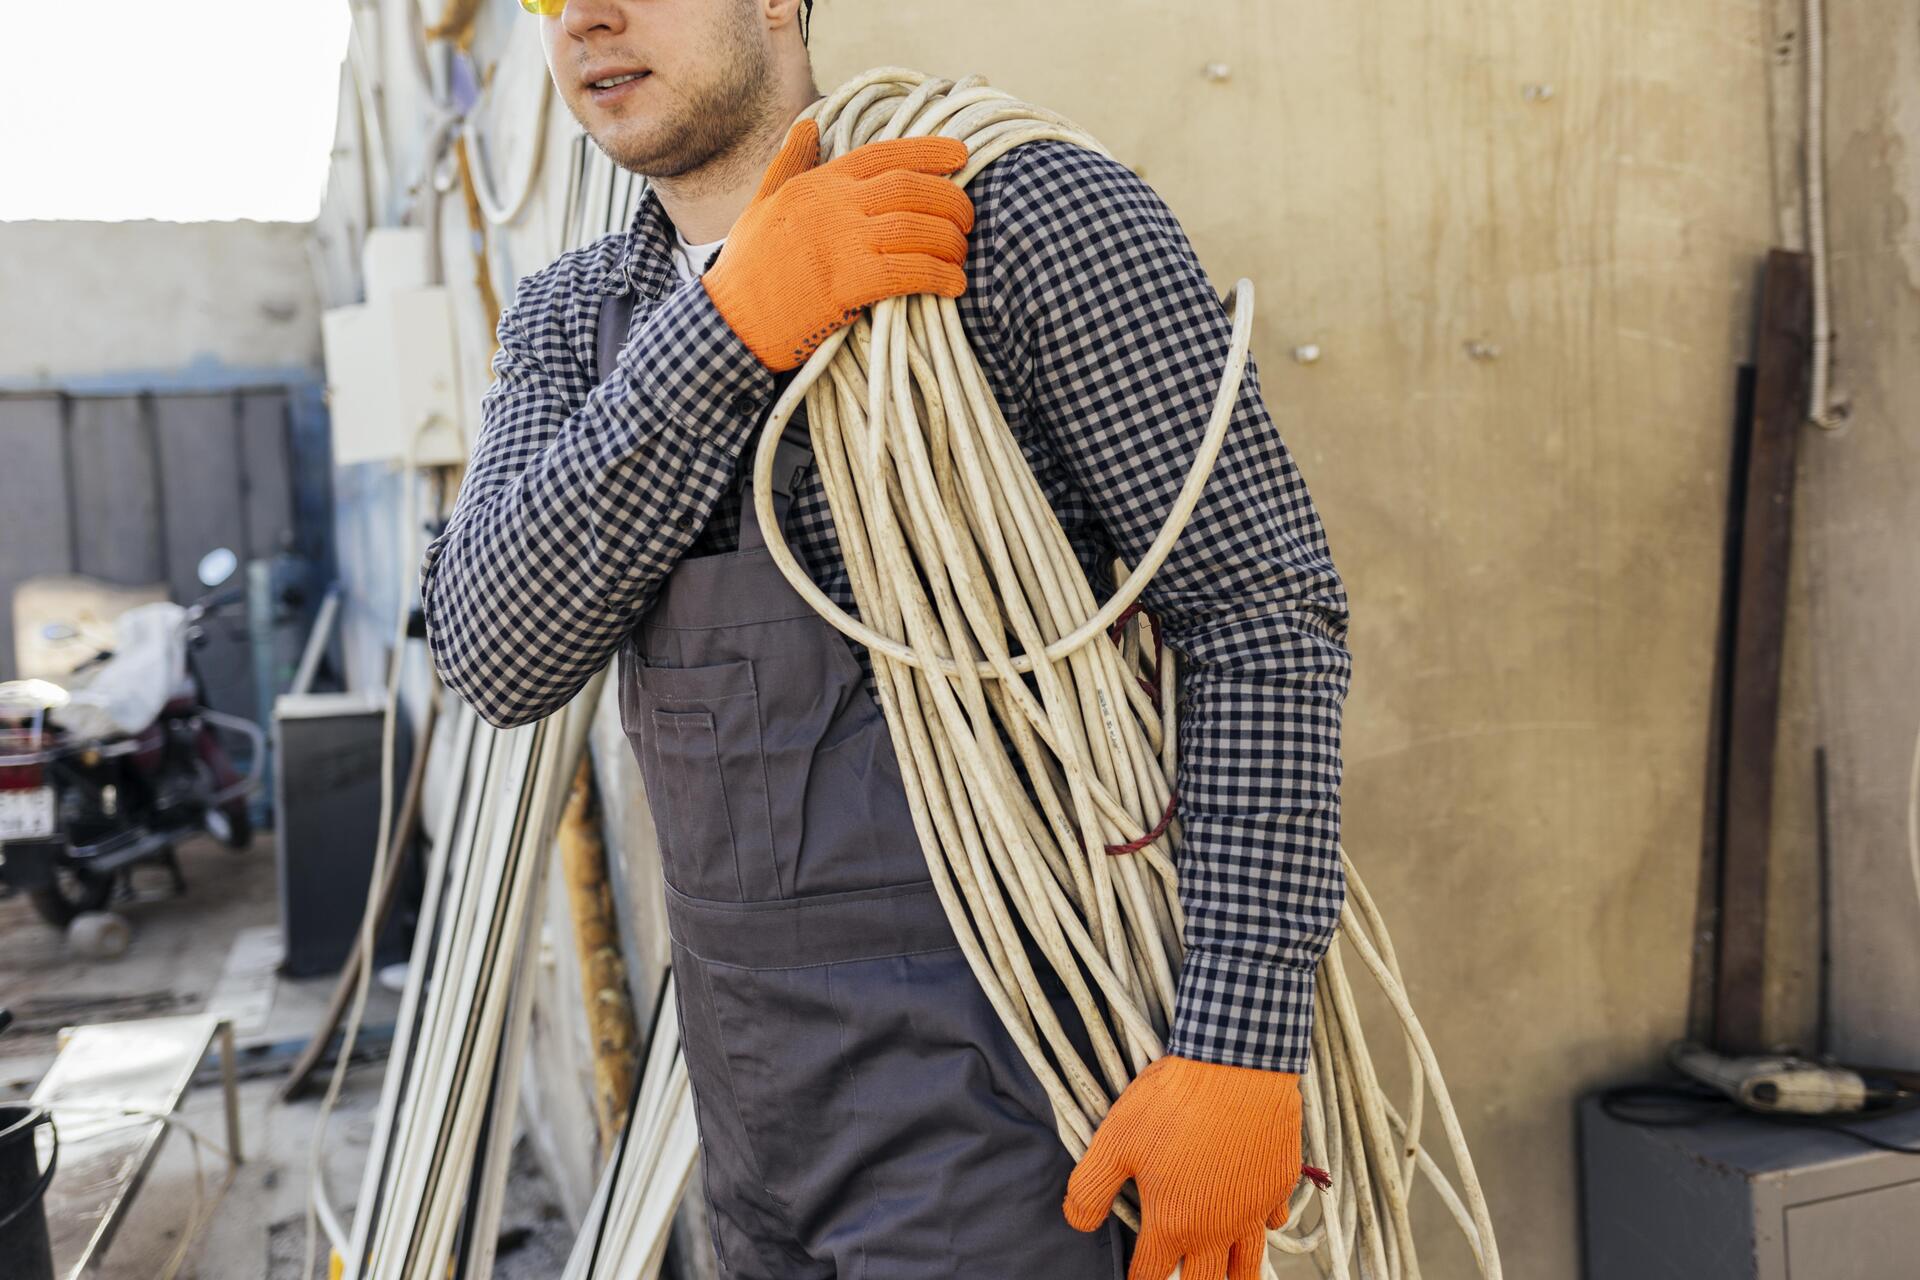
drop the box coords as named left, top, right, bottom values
left=588, top=179, right=681, bottom=301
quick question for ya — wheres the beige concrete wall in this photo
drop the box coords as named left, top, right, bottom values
left=807, top=4, right=1779, bottom=1277
left=0, top=220, right=322, bottom=386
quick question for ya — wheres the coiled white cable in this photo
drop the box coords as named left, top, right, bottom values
left=750, top=68, right=1501, bottom=1279
left=465, top=43, right=555, bottom=227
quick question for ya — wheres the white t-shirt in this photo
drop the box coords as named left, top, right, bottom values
left=670, top=225, right=728, bottom=284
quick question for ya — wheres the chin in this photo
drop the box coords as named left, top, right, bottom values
left=610, top=132, right=712, bottom=180
left=587, top=122, right=664, bottom=173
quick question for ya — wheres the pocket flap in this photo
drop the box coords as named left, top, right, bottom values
left=635, top=658, right=756, bottom=704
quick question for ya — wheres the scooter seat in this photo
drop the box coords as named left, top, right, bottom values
left=0, top=678, right=72, bottom=720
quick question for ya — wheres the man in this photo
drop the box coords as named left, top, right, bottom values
left=419, top=2, right=1352, bottom=1277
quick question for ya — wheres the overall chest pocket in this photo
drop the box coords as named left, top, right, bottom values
left=618, top=650, right=781, bottom=902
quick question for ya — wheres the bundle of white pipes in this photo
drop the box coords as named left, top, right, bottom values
left=750, top=67, right=1501, bottom=1279
left=340, top=675, right=601, bottom=1280
left=560, top=977, right=700, bottom=1280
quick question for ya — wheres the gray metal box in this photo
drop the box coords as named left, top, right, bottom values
left=271, top=689, right=413, bottom=976
left=1581, top=1092, right=1920, bottom=1279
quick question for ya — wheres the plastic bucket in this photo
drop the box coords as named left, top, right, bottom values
left=0, top=1103, right=56, bottom=1280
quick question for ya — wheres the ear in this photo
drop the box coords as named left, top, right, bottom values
left=762, top=0, right=805, bottom=31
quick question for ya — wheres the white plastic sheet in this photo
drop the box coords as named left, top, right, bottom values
left=50, top=602, right=188, bottom=741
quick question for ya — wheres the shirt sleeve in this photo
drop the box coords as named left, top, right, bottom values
left=985, top=142, right=1352, bottom=1074
left=418, top=274, right=776, bottom=729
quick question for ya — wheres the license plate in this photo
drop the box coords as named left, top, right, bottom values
left=0, top=787, right=56, bottom=840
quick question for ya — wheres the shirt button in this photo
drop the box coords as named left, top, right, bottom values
left=730, top=392, right=761, bottom=417
left=675, top=513, right=694, bottom=530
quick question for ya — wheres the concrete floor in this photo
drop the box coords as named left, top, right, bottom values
left=0, top=831, right=574, bottom=1278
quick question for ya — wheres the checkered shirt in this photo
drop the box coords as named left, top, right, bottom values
left=418, top=139, right=1351, bottom=1074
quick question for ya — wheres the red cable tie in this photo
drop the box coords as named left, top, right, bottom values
left=1104, top=789, right=1178, bottom=856
left=1097, top=603, right=1175, bottom=857
left=1111, top=604, right=1168, bottom=703
left=1107, top=601, right=1146, bottom=647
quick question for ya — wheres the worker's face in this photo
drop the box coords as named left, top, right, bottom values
left=541, top=0, right=778, bottom=178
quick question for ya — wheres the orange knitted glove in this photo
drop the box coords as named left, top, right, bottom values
left=1064, top=1056, right=1305, bottom=1280
left=701, top=117, right=975, bottom=372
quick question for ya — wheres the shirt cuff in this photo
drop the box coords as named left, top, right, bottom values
left=624, top=277, right=778, bottom=442
left=1165, top=946, right=1318, bottom=1074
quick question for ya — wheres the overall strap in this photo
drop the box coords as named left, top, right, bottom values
left=600, top=289, right=813, bottom=551
left=596, top=289, right=638, bottom=386
left=737, top=419, right=816, bottom=552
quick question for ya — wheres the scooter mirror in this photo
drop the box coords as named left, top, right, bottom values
left=197, top=547, right=239, bottom=589
left=40, top=622, right=78, bottom=643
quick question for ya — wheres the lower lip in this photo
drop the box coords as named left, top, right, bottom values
left=589, top=72, right=650, bottom=105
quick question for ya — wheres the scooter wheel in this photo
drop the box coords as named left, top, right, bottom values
left=205, top=801, right=253, bottom=851
left=28, top=866, right=115, bottom=928
left=193, top=757, right=254, bottom=851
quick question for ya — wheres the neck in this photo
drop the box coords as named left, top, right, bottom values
left=653, top=81, right=824, bottom=244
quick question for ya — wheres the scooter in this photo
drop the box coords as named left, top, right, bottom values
left=0, top=549, right=265, bottom=927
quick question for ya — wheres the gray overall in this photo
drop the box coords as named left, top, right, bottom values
left=599, top=294, right=1126, bottom=1278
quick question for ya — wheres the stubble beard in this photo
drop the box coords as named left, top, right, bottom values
left=586, top=18, right=776, bottom=187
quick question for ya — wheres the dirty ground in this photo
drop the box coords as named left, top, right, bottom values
left=0, top=830, right=574, bottom=1278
